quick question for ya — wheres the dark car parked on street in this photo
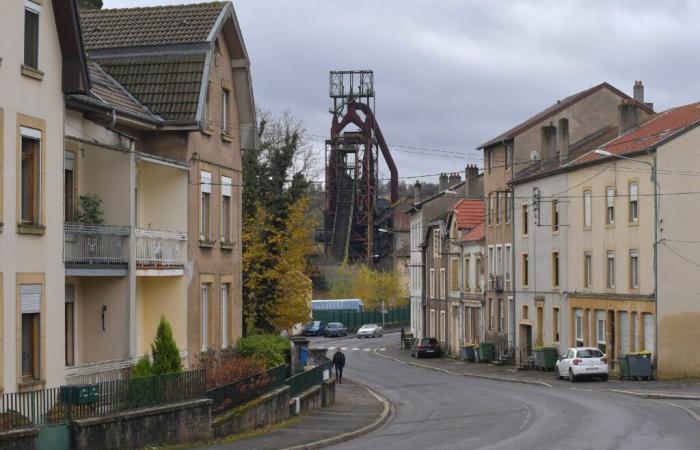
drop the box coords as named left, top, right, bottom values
left=323, top=322, right=347, bottom=337
left=302, top=320, right=327, bottom=336
left=410, top=338, right=442, bottom=358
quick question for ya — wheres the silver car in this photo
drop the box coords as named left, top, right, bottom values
left=357, top=324, right=383, bottom=338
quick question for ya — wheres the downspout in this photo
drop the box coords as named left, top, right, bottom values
left=652, top=150, right=659, bottom=377
left=511, top=182, right=517, bottom=361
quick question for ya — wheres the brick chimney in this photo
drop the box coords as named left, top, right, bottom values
left=464, top=165, right=481, bottom=198
left=558, top=118, right=569, bottom=165
left=633, top=80, right=644, bottom=104
left=447, top=172, right=461, bottom=188
left=413, top=181, right=422, bottom=203
left=438, top=173, right=448, bottom=192
left=618, top=99, right=640, bottom=135
left=540, top=124, right=557, bottom=161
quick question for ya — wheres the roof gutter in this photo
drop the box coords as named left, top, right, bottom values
left=66, top=95, right=163, bottom=127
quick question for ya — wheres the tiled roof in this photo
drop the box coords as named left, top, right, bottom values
left=80, top=2, right=226, bottom=50
left=94, top=53, right=206, bottom=122
left=478, top=82, right=653, bottom=149
left=453, top=199, right=485, bottom=230
left=573, top=102, right=700, bottom=166
left=85, top=60, right=160, bottom=121
left=462, top=222, right=484, bottom=242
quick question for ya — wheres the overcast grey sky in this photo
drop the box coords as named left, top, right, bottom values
left=102, top=0, right=700, bottom=182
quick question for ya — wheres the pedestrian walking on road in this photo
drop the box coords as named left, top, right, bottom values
left=332, top=348, right=345, bottom=383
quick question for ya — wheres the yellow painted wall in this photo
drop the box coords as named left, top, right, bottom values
left=136, top=276, right=187, bottom=356
left=137, top=162, right=188, bottom=232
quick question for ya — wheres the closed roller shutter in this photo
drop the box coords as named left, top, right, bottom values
left=20, top=285, right=41, bottom=314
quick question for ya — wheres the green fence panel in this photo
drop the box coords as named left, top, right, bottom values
left=313, top=306, right=410, bottom=331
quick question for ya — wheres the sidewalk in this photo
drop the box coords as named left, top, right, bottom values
left=379, top=341, right=700, bottom=398
left=200, top=382, right=389, bottom=450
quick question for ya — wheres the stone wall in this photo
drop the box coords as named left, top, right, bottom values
left=0, top=428, right=38, bottom=450
left=213, top=386, right=290, bottom=438
left=289, top=384, right=322, bottom=416
left=322, top=377, right=336, bottom=407
left=70, top=399, right=212, bottom=450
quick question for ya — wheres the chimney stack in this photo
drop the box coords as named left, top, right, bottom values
left=540, top=124, right=557, bottom=161
left=438, top=173, right=449, bottom=192
left=633, top=80, right=644, bottom=104
left=618, top=99, right=640, bottom=135
left=447, top=172, right=461, bottom=188
left=464, top=164, right=481, bottom=198
left=558, top=118, right=570, bottom=165
left=413, top=181, right=422, bottom=203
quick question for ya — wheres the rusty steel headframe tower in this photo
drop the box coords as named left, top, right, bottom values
left=324, top=70, right=398, bottom=264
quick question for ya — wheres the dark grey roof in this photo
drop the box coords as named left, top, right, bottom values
left=94, top=53, right=206, bottom=122
left=86, top=60, right=160, bottom=121
left=80, top=2, right=225, bottom=50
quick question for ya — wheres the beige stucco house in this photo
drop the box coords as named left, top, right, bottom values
left=0, top=0, right=89, bottom=392
left=69, top=1, right=256, bottom=373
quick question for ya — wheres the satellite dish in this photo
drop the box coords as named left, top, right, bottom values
left=530, top=150, right=541, bottom=161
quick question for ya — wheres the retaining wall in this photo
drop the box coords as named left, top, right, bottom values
left=212, top=386, right=290, bottom=438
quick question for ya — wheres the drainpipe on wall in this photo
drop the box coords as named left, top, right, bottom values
left=511, top=182, right=517, bottom=363
left=652, top=150, right=659, bottom=377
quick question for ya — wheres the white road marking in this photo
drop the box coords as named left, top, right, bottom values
left=352, top=348, right=360, bottom=351
left=328, top=347, right=336, bottom=351
left=363, top=348, right=371, bottom=352
left=341, top=347, right=347, bottom=350
left=379, top=348, right=386, bottom=351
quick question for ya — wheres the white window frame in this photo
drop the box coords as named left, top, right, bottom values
left=433, top=229, right=440, bottom=258
left=584, top=190, right=592, bottom=228
left=630, top=249, right=639, bottom=289
left=429, top=269, right=435, bottom=299
left=200, top=170, right=212, bottom=241
left=504, top=244, right=511, bottom=283
left=606, top=187, right=615, bottom=224
left=575, top=309, right=584, bottom=346
left=584, top=252, right=592, bottom=288
left=221, top=284, right=229, bottom=348
left=221, top=88, right=230, bottom=134
left=201, top=284, right=209, bottom=351
left=439, top=268, right=446, bottom=299
left=221, top=176, right=232, bottom=243
left=629, top=182, right=639, bottom=223
left=505, top=191, right=512, bottom=223
left=607, top=251, right=615, bottom=288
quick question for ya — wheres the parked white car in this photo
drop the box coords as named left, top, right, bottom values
left=555, top=347, right=609, bottom=382
left=357, top=324, right=383, bottom=338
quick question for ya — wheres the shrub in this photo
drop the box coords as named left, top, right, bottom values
left=198, top=353, right=267, bottom=390
left=151, top=316, right=181, bottom=375
left=131, top=355, right=152, bottom=378
left=234, top=334, right=290, bottom=368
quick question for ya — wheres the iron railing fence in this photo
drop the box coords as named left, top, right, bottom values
left=205, top=365, right=288, bottom=415
left=0, top=369, right=206, bottom=431
left=64, top=223, right=130, bottom=264
left=135, top=228, right=187, bottom=267
left=64, top=359, right=133, bottom=386
left=286, top=358, right=333, bottom=398
left=0, top=387, right=66, bottom=431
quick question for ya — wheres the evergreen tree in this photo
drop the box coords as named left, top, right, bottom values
left=150, top=316, right=181, bottom=375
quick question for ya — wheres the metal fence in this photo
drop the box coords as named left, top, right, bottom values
left=135, top=228, right=187, bottom=267
left=286, top=358, right=333, bottom=398
left=64, top=223, right=130, bottom=264
left=312, top=305, right=410, bottom=331
left=205, top=365, right=288, bottom=415
left=64, top=359, right=133, bottom=386
left=0, top=369, right=206, bottom=431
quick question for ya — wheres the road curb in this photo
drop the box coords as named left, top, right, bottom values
left=372, top=347, right=553, bottom=388
left=280, top=382, right=394, bottom=450
left=605, top=388, right=700, bottom=401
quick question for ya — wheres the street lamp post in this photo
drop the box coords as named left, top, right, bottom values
left=594, top=149, right=659, bottom=371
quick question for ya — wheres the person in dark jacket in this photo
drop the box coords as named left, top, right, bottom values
left=332, top=348, right=345, bottom=383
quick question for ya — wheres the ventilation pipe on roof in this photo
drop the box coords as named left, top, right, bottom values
left=558, top=118, right=570, bottom=165
left=413, top=181, right=422, bottom=203
left=464, top=164, right=479, bottom=199
left=633, top=80, right=644, bottom=103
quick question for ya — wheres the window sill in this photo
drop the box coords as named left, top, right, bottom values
left=220, top=242, right=235, bottom=250
left=551, top=230, right=560, bottom=235
left=605, top=223, right=615, bottom=229
left=628, top=221, right=639, bottom=227
left=21, top=65, right=44, bottom=81
left=583, top=226, right=592, bottom=232
left=221, top=133, right=233, bottom=143
left=201, top=128, right=214, bottom=136
left=199, top=240, right=216, bottom=248
left=18, top=379, right=45, bottom=393
left=17, top=223, right=46, bottom=235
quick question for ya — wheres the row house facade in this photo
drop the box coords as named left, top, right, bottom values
left=446, top=199, right=484, bottom=354
left=408, top=167, right=483, bottom=353
left=514, top=99, right=700, bottom=378
left=478, top=81, right=654, bottom=362
left=74, top=1, right=256, bottom=371
left=0, top=0, right=254, bottom=391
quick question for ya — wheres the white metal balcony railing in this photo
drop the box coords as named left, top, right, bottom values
left=64, top=350, right=190, bottom=385
left=135, top=228, right=187, bottom=267
left=64, top=223, right=130, bottom=264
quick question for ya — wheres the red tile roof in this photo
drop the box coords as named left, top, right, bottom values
left=453, top=199, right=485, bottom=230
left=462, top=222, right=484, bottom=242
left=573, top=102, right=700, bottom=166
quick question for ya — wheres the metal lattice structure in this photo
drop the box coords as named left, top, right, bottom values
left=324, top=70, right=398, bottom=263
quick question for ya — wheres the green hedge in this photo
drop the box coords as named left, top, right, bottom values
left=235, top=335, right=290, bottom=368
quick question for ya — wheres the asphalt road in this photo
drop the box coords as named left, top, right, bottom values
left=308, top=333, right=700, bottom=450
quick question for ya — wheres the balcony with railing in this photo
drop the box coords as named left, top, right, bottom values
left=64, top=223, right=130, bottom=275
left=136, top=228, right=187, bottom=269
